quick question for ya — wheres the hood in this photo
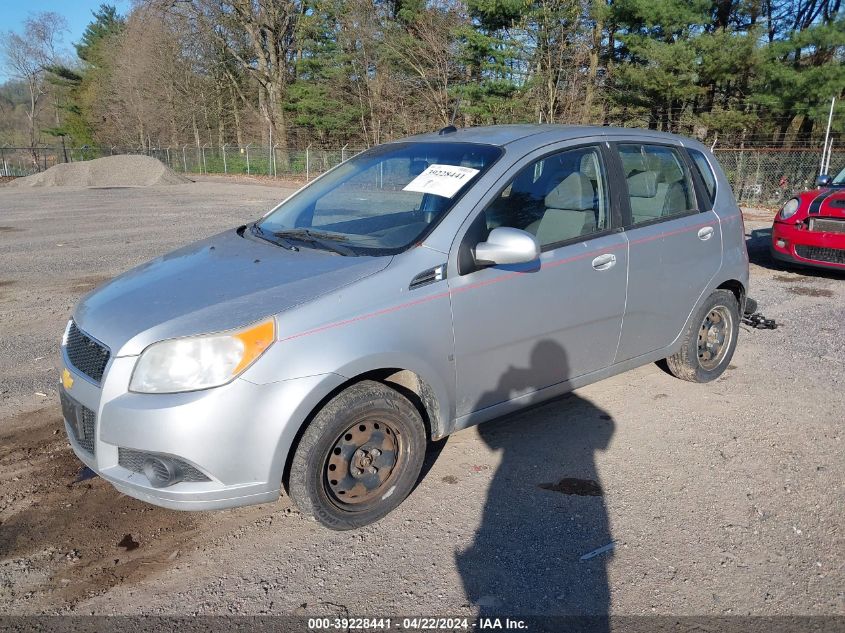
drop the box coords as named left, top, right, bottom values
left=74, top=228, right=391, bottom=356
left=796, top=187, right=845, bottom=217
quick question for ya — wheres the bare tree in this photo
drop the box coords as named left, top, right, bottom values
left=156, top=0, right=301, bottom=166
left=1, top=12, right=68, bottom=169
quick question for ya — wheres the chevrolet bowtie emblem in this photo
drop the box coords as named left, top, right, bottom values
left=62, top=368, right=74, bottom=390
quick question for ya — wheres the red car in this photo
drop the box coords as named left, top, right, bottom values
left=771, top=169, right=845, bottom=270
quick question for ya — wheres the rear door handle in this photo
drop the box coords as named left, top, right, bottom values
left=591, top=253, right=617, bottom=271
left=698, top=226, right=715, bottom=241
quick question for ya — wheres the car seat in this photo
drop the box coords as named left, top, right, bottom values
left=526, top=172, right=597, bottom=244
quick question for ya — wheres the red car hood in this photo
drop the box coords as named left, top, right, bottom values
left=797, top=188, right=845, bottom=216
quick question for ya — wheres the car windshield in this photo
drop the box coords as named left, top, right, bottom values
left=256, top=141, right=502, bottom=255
left=832, top=166, right=845, bottom=185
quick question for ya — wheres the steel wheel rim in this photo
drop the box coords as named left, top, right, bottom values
left=697, top=305, right=733, bottom=371
left=324, top=417, right=403, bottom=508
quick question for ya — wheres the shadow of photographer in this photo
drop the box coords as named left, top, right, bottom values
left=456, top=340, right=616, bottom=626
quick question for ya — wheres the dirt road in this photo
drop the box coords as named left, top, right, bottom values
left=0, top=182, right=842, bottom=616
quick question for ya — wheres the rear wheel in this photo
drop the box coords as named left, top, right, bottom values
left=665, top=289, right=739, bottom=383
left=286, top=380, right=426, bottom=530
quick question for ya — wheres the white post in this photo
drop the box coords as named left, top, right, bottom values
left=268, top=124, right=273, bottom=176
left=825, top=139, right=834, bottom=175
left=306, top=145, right=311, bottom=180
left=201, top=143, right=209, bottom=174
left=820, top=96, right=835, bottom=176
left=222, top=144, right=228, bottom=174
left=710, top=134, right=718, bottom=152
left=341, top=143, right=349, bottom=162
left=272, top=144, right=278, bottom=178
left=246, top=143, right=252, bottom=175
left=182, top=145, right=188, bottom=172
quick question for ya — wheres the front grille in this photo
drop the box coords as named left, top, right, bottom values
left=60, top=391, right=96, bottom=456
left=809, top=217, right=845, bottom=234
left=118, top=448, right=210, bottom=483
left=795, top=245, right=845, bottom=265
left=65, top=321, right=110, bottom=383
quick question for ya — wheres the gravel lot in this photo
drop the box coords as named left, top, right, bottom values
left=0, top=180, right=842, bottom=618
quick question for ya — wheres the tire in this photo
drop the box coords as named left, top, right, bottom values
left=286, top=380, right=427, bottom=530
left=665, top=289, right=740, bottom=383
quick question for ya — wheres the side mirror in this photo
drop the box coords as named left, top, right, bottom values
left=817, top=174, right=832, bottom=187
left=474, top=227, right=540, bottom=266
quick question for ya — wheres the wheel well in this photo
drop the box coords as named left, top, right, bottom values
left=717, top=279, right=746, bottom=309
left=281, top=368, right=443, bottom=491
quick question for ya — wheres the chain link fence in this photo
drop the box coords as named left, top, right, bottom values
left=0, top=144, right=365, bottom=182
left=1, top=143, right=841, bottom=207
left=713, top=148, right=843, bottom=207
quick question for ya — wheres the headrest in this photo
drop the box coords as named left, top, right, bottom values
left=545, top=172, right=594, bottom=211
left=627, top=171, right=658, bottom=198
left=409, top=159, right=429, bottom=177
left=580, top=153, right=599, bottom=179
left=661, top=160, right=685, bottom=184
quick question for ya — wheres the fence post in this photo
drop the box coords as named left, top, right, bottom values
left=182, top=145, right=188, bottom=173
left=222, top=144, right=228, bottom=174
left=306, top=144, right=311, bottom=181
left=0, top=145, right=7, bottom=177
left=272, top=144, right=279, bottom=178
left=341, top=143, right=348, bottom=163
left=201, top=143, right=209, bottom=174
left=245, top=143, right=252, bottom=175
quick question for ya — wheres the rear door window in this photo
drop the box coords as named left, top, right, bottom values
left=688, top=148, right=717, bottom=205
left=618, top=144, right=697, bottom=226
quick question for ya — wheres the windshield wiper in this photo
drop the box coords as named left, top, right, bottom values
left=250, top=223, right=299, bottom=251
left=273, top=228, right=357, bottom=256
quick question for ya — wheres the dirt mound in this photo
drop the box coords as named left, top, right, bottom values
left=7, top=154, right=189, bottom=188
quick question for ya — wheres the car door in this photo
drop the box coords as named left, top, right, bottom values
left=448, top=142, right=629, bottom=422
left=610, top=140, right=723, bottom=362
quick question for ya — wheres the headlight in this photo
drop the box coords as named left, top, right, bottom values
left=129, top=318, right=275, bottom=393
left=779, top=198, right=800, bottom=220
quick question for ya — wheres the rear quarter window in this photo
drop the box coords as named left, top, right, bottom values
left=688, top=149, right=717, bottom=205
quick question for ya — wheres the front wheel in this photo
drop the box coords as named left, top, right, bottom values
left=286, top=380, right=427, bottom=530
left=665, top=289, right=740, bottom=383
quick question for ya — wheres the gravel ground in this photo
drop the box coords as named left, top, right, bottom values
left=0, top=182, right=842, bottom=618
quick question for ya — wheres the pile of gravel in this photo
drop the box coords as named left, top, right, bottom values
left=7, top=154, right=190, bottom=188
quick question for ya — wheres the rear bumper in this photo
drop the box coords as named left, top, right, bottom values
left=770, top=221, right=845, bottom=270
left=60, top=351, right=346, bottom=511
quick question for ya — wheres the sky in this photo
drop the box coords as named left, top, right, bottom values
left=0, top=0, right=130, bottom=81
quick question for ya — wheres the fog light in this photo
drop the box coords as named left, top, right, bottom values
left=776, top=239, right=787, bottom=248
left=142, top=456, right=184, bottom=488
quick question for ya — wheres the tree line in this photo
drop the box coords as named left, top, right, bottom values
left=1, top=0, right=843, bottom=169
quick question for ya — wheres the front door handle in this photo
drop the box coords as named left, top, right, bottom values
left=591, top=253, right=617, bottom=271
left=698, top=226, right=715, bottom=241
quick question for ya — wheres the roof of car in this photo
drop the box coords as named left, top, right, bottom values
left=400, top=124, right=688, bottom=147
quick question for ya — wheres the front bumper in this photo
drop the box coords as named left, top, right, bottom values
left=770, top=220, right=845, bottom=270
left=60, top=351, right=345, bottom=511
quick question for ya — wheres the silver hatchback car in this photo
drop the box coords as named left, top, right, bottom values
left=60, top=125, right=749, bottom=529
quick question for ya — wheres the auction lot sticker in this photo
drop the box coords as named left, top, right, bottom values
left=403, top=164, right=480, bottom=198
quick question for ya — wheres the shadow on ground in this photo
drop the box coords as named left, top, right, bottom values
left=747, top=227, right=845, bottom=280
left=456, top=341, right=615, bottom=624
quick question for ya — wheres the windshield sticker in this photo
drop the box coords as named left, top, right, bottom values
left=402, top=164, right=480, bottom=198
